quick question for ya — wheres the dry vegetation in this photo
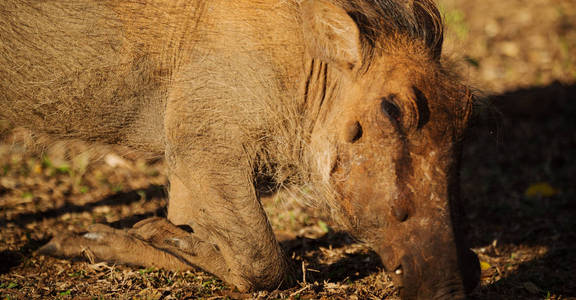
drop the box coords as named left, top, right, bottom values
left=1, top=0, right=575, bottom=299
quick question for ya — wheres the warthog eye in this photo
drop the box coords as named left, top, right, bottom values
left=381, top=95, right=401, bottom=124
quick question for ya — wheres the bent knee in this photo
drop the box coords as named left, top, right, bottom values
left=228, top=260, right=294, bottom=292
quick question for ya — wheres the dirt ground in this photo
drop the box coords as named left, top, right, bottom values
left=1, top=0, right=575, bottom=299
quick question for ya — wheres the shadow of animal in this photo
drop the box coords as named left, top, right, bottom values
left=462, top=82, right=576, bottom=299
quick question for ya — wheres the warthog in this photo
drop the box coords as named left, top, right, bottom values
left=0, top=0, right=480, bottom=298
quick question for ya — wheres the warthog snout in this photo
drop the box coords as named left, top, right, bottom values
left=377, top=224, right=480, bottom=299
left=322, top=50, right=477, bottom=297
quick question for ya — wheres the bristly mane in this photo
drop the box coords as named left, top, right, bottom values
left=333, top=0, right=444, bottom=61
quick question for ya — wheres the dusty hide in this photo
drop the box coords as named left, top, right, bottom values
left=0, top=0, right=322, bottom=198
left=0, top=0, right=454, bottom=210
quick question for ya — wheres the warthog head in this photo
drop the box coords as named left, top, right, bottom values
left=302, top=0, right=480, bottom=298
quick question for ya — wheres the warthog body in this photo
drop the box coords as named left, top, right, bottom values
left=0, top=0, right=480, bottom=298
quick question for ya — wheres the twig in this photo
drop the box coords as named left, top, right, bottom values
left=301, top=261, right=306, bottom=284
left=290, top=285, right=310, bottom=298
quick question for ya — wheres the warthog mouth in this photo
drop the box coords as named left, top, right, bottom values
left=377, top=244, right=479, bottom=300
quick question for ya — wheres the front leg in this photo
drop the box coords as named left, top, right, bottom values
left=38, top=219, right=226, bottom=273
left=163, top=147, right=292, bottom=291
left=39, top=155, right=292, bottom=292
left=40, top=137, right=291, bottom=292
left=159, top=77, right=294, bottom=291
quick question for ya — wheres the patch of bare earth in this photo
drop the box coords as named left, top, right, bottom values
left=1, top=0, right=575, bottom=299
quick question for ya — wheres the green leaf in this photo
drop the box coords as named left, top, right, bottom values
left=7, top=282, right=18, bottom=289
left=318, top=220, right=330, bottom=233
left=21, top=192, right=33, bottom=200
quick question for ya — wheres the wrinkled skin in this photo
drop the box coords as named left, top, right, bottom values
left=0, top=0, right=479, bottom=299
left=311, top=52, right=480, bottom=298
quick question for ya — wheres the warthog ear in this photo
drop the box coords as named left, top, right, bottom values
left=301, top=0, right=362, bottom=70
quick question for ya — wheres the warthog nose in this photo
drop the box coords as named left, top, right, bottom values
left=344, top=121, right=362, bottom=143
left=390, top=264, right=405, bottom=289
left=392, top=205, right=409, bottom=222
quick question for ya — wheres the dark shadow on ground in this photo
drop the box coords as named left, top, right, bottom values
left=0, top=237, right=49, bottom=274
left=108, top=208, right=167, bottom=229
left=462, top=81, right=576, bottom=298
left=1, top=185, right=166, bottom=227
left=471, top=247, right=576, bottom=299
left=281, top=231, right=383, bottom=283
